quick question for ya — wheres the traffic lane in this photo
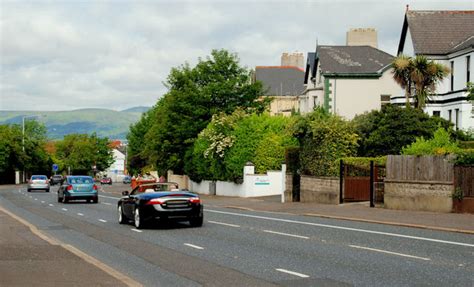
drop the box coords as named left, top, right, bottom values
left=1, top=189, right=278, bottom=287
left=8, top=189, right=474, bottom=286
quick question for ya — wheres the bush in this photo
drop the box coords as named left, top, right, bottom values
left=454, top=149, right=474, bottom=166
left=402, top=128, right=461, bottom=155
left=339, top=156, right=387, bottom=168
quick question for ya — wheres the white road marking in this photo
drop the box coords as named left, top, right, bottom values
left=208, top=220, right=240, bottom=228
left=41, top=201, right=45, bottom=203
left=98, top=219, right=107, bottom=223
left=263, top=230, right=309, bottom=239
left=77, top=213, right=84, bottom=216
left=184, top=243, right=204, bottom=250
left=48, top=204, right=54, bottom=207
left=62, top=208, right=68, bottom=211
left=34, top=198, right=38, bottom=201
left=207, top=209, right=474, bottom=248
left=101, top=202, right=112, bottom=206
left=276, top=268, right=309, bottom=278
left=99, top=195, right=120, bottom=200
left=131, top=229, right=143, bottom=233
left=349, top=245, right=431, bottom=261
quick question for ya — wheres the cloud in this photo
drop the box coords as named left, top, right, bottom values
left=1, top=0, right=473, bottom=111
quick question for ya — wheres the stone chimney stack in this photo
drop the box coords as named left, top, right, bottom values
left=346, top=28, right=378, bottom=48
left=281, top=52, right=304, bottom=69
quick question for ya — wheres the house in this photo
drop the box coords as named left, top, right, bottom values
left=395, top=8, right=474, bottom=130
left=254, top=65, right=305, bottom=115
left=105, top=149, right=126, bottom=182
left=299, top=45, right=400, bottom=119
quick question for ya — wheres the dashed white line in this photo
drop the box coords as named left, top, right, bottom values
left=98, top=219, right=107, bottom=223
left=77, top=213, right=84, bottom=216
left=263, top=230, right=309, bottom=239
left=41, top=201, right=45, bottom=203
left=62, top=208, right=68, bottom=211
left=208, top=220, right=240, bottom=228
left=207, top=210, right=474, bottom=248
left=99, top=195, right=119, bottom=200
left=48, top=204, right=54, bottom=207
left=131, top=229, right=143, bottom=233
left=184, top=243, right=204, bottom=250
left=101, top=202, right=112, bottom=206
left=349, top=245, right=431, bottom=261
left=276, top=268, right=309, bottom=278
left=34, top=198, right=38, bottom=201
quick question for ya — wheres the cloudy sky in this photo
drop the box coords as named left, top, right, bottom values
left=1, top=0, right=473, bottom=111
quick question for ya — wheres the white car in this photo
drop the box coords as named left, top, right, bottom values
left=27, top=175, right=50, bottom=192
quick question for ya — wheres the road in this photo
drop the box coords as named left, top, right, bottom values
left=0, top=185, right=473, bottom=286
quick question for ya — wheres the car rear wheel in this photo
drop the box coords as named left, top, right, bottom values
left=57, top=196, right=62, bottom=203
left=134, top=208, right=146, bottom=229
left=190, top=214, right=203, bottom=227
left=118, top=205, right=126, bottom=224
left=93, top=197, right=98, bottom=204
left=45, top=189, right=50, bottom=192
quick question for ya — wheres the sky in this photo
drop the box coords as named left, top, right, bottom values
left=1, top=0, right=473, bottom=111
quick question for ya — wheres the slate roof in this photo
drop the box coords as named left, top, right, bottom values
left=316, top=46, right=394, bottom=75
left=255, top=66, right=305, bottom=96
left=401, top=10, right=474, bottom=55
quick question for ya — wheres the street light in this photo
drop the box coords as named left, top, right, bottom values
left=22, top=114, right=46, bottom=182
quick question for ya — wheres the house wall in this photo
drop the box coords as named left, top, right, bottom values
left=106, top=149, right=126, bottom=182
left=268, top=96, right=299, bottom=116
left=403, top=28, right=415, bottom=57
left=326, top=70, right=401, bottom=119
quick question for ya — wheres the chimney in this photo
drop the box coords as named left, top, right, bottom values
left=346, top=28, right=378, bottom=49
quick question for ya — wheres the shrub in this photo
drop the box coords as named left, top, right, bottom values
left=402, top=128, right=461, bottom=155
left=453, top=149, right=474, bottom=166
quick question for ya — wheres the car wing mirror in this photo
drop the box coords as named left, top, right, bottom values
left=122, top=191, right=129, bottom=196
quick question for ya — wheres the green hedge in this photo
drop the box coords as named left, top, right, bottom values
left=454, top=149, right=474, bottom=166
left=459, top=141, right=474, bottom=149
left=339, top=156, right=387, bottom=168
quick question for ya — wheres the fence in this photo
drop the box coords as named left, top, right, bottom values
left=386, top=155, right=454, bottom=183
left=454, top=166, right=474, bottom=197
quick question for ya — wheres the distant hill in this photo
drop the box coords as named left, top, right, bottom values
left=0, top=108, right=149, bottom=140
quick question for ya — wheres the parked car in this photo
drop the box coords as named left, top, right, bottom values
left=27, top=175, right=50, bottom=192
left=58, top=176, right=98, bottom=203
left=117, top=182, right=203, bottom=229
left=100, top=177, right=112, bottom=185
left=50, top=174, right=63, bottom=186
left=122, top=175, right=131, bottom=184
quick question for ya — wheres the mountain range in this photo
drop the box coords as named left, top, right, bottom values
left=0, top=106, right=150, bottom=140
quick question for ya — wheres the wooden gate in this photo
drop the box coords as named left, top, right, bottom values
left=454, top=166, right=474, bottom=197
left=343, top=164, right=370, bottom=201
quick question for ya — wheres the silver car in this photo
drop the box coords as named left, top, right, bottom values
left=27, top=175, right=50, bottom=192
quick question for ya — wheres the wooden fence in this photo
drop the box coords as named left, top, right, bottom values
left=454, top=166, right=474, bottom=197
left=386, top=155, right=454, bottom=183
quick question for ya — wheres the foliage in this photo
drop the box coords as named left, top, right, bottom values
left=392, top=55, right=449, bottom=109
left=128, top=49, right=269, bottom=176
left=402, top=128, right=461, bottom=155
left=55, top=133, right=113, bottom=174
left=459, top=141, right=474, bottom=149
left=185, top=111, right=297, bottom=182
left=295, top=108, right=359, bottom=176
left=353, top=104, right=456, bottom=157
left=452, top=187, right=464, bottom=201
left=339, top=156, right=387, bottom=168
left=467, top=82, right=474, bottom=101
left=453, top=149, right=474, bottom=166
left=126, top=108, right=156, bottom=175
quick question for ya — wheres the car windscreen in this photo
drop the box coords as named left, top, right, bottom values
left=68, top=177, right=94, bottom=184
left=31, top=175, right=47, bottom=180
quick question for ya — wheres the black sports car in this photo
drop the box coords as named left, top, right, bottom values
left=117, top=182, right=203, bottom=229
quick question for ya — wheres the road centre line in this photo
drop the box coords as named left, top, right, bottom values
left=48, top=204, right=54, bottom=207
left=34, top=198, right=38, bottom=201
left=99, top=195, right=119, bottom=200
left=207, top=220, right=240, bottom=228
left=207, top=210, right=474, bottom=247
left=276, top=268, right=309, bottom=278
left=41, top=201, right=45, bottom=203
left=184, top=243, right=204, bottom=250
left=62, top=208, right=68, bottom=211
left=131, top=229, right=143, bottom=233
left=263, top=230, right=309, bottom=239
left=77, top=213, right=84, bottom=216
left=349, top=245, right=431, bottom=261
left=101, top=202, right=112, bottom=206
left=98, top=219, right=107, bottom=223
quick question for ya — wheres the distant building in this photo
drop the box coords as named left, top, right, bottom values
left=281, top=52, right=305, bottom=70
left=299, top=45, right=399, bottom=119
left=395, top=8, right=474, bottom=130
left=105, top=149, right=126, bottom=183
left=254, top=66, right=305, bottom=115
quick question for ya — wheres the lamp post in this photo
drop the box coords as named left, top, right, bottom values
left=22, top=114, right=45, bottom=182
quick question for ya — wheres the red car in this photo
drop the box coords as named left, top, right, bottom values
left=100, top=177, right=112, bottom=185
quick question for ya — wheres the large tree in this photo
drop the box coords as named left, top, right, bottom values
left=129, top=49, right=269, bottom=175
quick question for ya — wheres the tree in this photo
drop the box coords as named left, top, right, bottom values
left=127, top=107, right=156, bottom=175
left=353, top=104, right=455, bottom=156
left=55, top=133, right=113, bottom=175
left=133, top=49, right=269, bottom=175
left=392, top=55, right=449, bottom=109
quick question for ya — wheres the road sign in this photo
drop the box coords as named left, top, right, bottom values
left=52, top=164, right=58, bottom=172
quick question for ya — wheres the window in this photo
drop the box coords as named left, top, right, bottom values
left=455, top=109, right=460, bottom=130
left=448, top=110, right=452, bottom=122
left=433, top=111, right=441, bottom=117
left=467, top=56, right=471, bottom=84
left=450, top=61, right=454, bottom=91
left=380, top=94, right=391, bottom=106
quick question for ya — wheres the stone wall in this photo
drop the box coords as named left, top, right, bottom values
left=384, top=180, right=453, bottom=213
left=300, top=175, right=339, bottom=204
left=285, top=174, right=293, bottom=202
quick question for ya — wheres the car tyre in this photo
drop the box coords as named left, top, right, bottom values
left=190, top=215, right=204, bottom=227
left=27, top=189, right=31, bottom=192
left=134, top=207, right=146, bottom=229
left=118, top=205, right=127, bottom=224
left=57, top=196, right=62, bottom=203
left=45, top=189, right=50, bottom=193
left=93, top=197, right=98, bottom=204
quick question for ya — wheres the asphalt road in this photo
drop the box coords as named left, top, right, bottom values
left=1, top=185, right=473, bottom=286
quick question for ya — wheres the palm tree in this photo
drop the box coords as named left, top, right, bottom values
left=410, top=55, right=449, bottom=109
left=391, top=55, right=413, bottom=107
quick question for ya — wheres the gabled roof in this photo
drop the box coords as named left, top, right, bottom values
left=304, top=52, right=317, bottom=84
left=317, top=46, right=393, bottom=75
left=398, top=10, right=474, bottom=55
left=450, top=36, right=474, bottom=54
left=255, top=66, right=305, bottom=96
